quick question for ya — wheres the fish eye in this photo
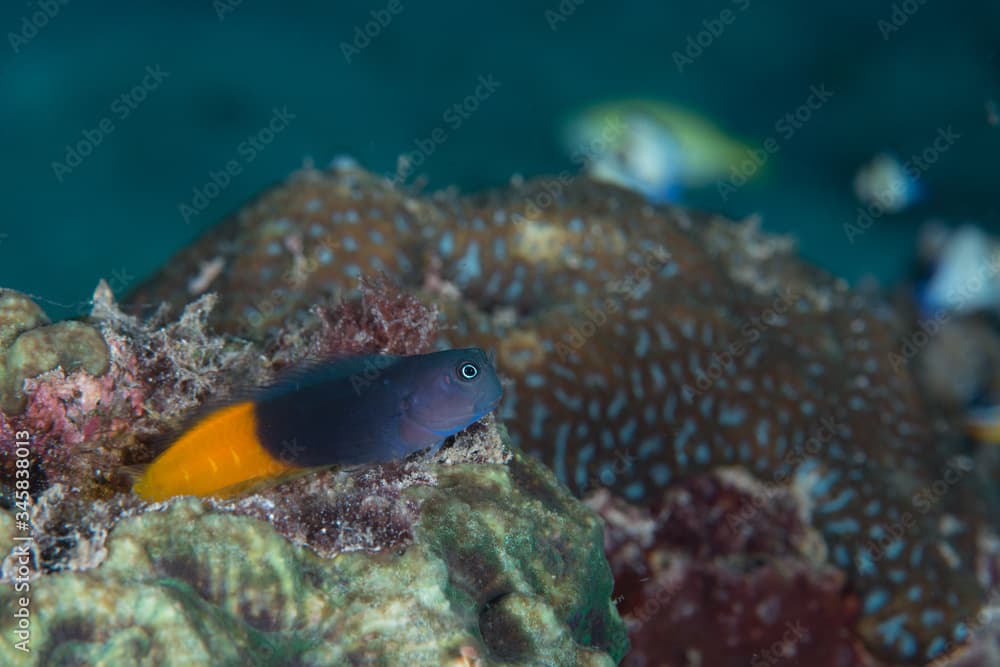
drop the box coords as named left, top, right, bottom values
left=457, top=361, right=479, bottom=381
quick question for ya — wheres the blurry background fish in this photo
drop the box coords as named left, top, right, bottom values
left=910, top=221, right=1000, bottom=448
left=917, top=223, right=1000, bottom=316
left=852, top=152, right=922, bottom=214
left=560, top=99, right=754, bottom=203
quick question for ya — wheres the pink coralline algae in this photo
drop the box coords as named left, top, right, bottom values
left=593, top=470, right=870, bottom=666
left=0, top=282, right=255, bottom=497
left=120, top=163, right=998, bottom=665
left=303, top=274, right=440, bottom=358
left=0, top=291, right=137, bottom=490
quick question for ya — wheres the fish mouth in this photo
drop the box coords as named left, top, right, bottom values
left=419, top=396, right=502, bottom=436
left=458, top=403, right=501, bottom=426
left=479, top=395, right=502, bottom=415
left=431, top=400, right=502, bottom=435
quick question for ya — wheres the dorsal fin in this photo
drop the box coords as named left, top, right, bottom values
left=256, top=353, right=404, bottom=398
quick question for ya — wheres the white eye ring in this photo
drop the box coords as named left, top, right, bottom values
left=458, top=362, right=479, bottom=381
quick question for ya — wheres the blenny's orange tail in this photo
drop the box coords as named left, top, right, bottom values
left=134, top=402, right=296, bottom=502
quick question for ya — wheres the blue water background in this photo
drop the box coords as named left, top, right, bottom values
left=1, top=0, right=998, bottom=317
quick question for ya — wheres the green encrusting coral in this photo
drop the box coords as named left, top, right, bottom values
left=0, top=441, right=627, bottom=666
left=0, top=289, right=109, bottom=414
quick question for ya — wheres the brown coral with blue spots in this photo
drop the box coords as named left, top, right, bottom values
left=131, top=163, right=999, bottom=665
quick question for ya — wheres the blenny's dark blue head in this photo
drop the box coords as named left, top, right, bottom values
left=400, top=347, right=502, bottom=439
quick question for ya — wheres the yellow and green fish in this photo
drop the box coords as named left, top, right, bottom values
left=561, top=99, right=754, bottom=201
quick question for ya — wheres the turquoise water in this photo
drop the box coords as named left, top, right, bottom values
left=1, top=1, right=998, bottom=316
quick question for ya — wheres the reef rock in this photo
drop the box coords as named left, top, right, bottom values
left=0, top=425, right=625, bottom=666
left=593, top=469, right=866, bottom=665
left=0, top=283, right=255, bottom=495
left=0, top=289, right=109, bottom=414
left=127, top=163, right=1000, bottom=665
left=0, top=281, right=626, bottom=666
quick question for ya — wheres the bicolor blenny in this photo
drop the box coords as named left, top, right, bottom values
left=134, top=348, right=502, bottom=501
